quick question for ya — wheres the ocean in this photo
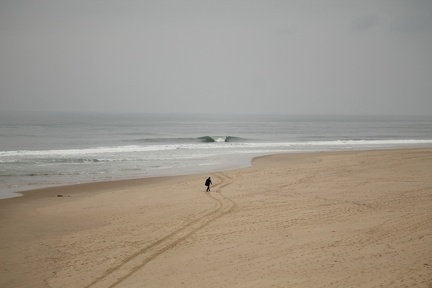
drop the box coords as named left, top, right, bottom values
left=1, top=112, right=432, bottom=199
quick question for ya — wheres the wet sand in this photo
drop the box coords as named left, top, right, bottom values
left=1, top=149, right=431, bottom=287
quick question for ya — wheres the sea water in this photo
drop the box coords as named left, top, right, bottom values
left=1, top=112, right=432, bottom=199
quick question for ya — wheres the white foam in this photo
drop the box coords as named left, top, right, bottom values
left=0, top=145, right=179, bottom=157
left=1, top=139, right=432, bottom=158
left=239, top=139, right=432, bottom=148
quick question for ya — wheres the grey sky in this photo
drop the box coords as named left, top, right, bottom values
left=1, top=0, right=431, bottom=115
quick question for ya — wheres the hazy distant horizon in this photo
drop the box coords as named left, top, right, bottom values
left=1, top=0, right=431, bottom=116
left=2, top=109, right=431, bottom=119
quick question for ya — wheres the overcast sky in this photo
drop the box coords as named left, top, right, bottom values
left=1, top=0, right=431, bottom=115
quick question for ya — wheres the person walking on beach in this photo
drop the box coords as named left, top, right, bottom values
left=205, top=177, right=212, bottom=192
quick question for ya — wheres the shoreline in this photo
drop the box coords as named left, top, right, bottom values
left=2, top=146, right=430, bottom=202
left=1, top=148, right=432, bottom=287
left=0, top=150, right=261, bottom=201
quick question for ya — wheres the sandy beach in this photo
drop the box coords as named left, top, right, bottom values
left=1, top=148, right=431, bottom=288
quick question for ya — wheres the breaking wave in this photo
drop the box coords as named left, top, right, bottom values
left=133, top=136, right=247, bottom=143
left=197, top=136, right=245, bottom=143
left=1, top=139, right=432, bottom=159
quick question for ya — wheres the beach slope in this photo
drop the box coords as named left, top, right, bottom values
left=1, top=149, right=431, bottom=287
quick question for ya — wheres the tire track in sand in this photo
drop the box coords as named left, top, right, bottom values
left=84, top=172, right=236, bottom=288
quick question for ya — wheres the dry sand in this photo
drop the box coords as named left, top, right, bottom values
left=1, top=149, right=432, bottom=288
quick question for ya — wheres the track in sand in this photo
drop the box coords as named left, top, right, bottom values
left=84, top=172, right=237, bottom=288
